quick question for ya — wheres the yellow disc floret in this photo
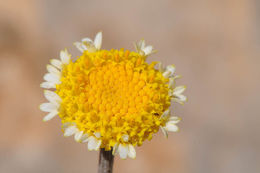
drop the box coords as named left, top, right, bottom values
left=56, top=49, right=170, bottom=150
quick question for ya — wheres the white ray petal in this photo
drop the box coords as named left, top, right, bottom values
left=81, top=133, right=89, bottom=143
left=44, top=90, right=61, bottom=104
left=143, top=45, right=153, bottom=55
left=118, top=144, right=129, bottom=159
left=94, top=132, right=101, bottom=138
left=82, top=37, right=93, bottom=43
left=122, top=134, right=129, bottom=142
left=74, top=42, right=86, bottom=53
left=168, top=116, right=181, bottom=124
left=158, top=62, right=163, bottom=72
left=40, top=82, right=56, bottom=89
left=168, top=78, right=175, bottom=88
left=165, top=123, right=179, bottom=132
left=60, top=49, right=71, bottom=64
left=43, top=110, right=58, bottom=121
left=47, top=65, right=60, bottom=75
left=160, top=109, right=170, bottom=119
left=112, top=143, right=118, bottom=155
left=94, top=32, right=102, bottom=50
left=128, top=145, right=136, bottom=159
left=43, top=73, right=61, bottom=84
left=40, top=103, right=57, bottom=112
left=163, top=65, right=175, bottom=78
left=50, top=59, right=62, bottom=70
left=64, top=125, right=78, bottom=137
left=88, top=136, right=101, bottom=151
left=160, top=126, right=168, bottom=138
left=74, top=131, right=84, bottom=142
left=173, top=86, right=186, bottom=95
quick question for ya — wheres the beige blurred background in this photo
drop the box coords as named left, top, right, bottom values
left=0, top=0, right=259, bottom=173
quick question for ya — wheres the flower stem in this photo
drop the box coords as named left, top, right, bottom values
left=98, top=148, right=114, bottom=173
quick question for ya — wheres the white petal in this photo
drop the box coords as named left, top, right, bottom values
left=40, top=82, right=56, bottom=89
left=82, top=37, right=93, bottom=43
left=50, top=59, right=62, bottom=70
left=43, top=110, right=58, bottom=121
left=172, top=95, right=187, bottom=104
left=143, top=45, right=153, bottom=55
left=112, top=143, right=118, bottom=155
left=88, top=136, right=101, bottom=151
left=60, top=49, right=71, bottom=64
left=173, top=86, right=186, bottom=95
left=81, top=133, right=89, bottom=143
left=40, top=103, right=57, bottom=112
left=168, top=78, right=175, bottom=88
left=165, top=123, right=179, bottom=132
left=64, top=125, right=78, bottom=137
left=74, top=131, right=84, bottom=142
left=160, top=126, right=168, bottom=138
left=73, top=42, right=86, bottom=53
left=160, top=109, right=170, bottom=119
left=118, top=144, right=129, bottom=159
left=94, top=132, right=101, bottom=138
left=122, top=134, right=129, bottom=142
left=163, top=65, right=176, bottom=78
left=47, top=65, right=61, bottom=75
left=158, top=62, right=163, bottom=72
left=128, top=145, right=136, bottom=159
left=44, top=90, right=61, bottom=104
left=43, top=73, right=61, bottom=84
left=168, top=116, right=181, bottom=124
left=94, top=32, right=102, bottom=50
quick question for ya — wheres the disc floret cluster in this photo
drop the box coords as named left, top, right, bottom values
left=40, top=32, right=186, bottom=159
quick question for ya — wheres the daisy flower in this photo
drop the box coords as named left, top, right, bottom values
left=40, top=32, right=186, bottom=159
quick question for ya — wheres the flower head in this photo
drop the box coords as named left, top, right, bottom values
left=40, top=32, right=186, bottom=159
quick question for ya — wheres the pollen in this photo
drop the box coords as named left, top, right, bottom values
left=56, top=49, right=171, bottom=150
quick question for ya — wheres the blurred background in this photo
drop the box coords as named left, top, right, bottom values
left=0, top=0, right=259, bottom=173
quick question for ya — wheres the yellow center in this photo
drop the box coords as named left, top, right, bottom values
left=56, top=49, right=170, bottom=150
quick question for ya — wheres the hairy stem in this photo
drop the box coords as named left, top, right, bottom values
left=98, top=148, right=114, bottom=173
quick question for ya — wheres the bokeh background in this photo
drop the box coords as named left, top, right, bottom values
left=0, top=0, right=259, bottom=173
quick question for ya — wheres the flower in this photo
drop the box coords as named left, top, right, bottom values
left=40, top=32, right=186, bottom=159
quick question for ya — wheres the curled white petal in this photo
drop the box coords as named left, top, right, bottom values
left=64, top=125, right=78, bottom=137
left=81, top=37, right=93, bottom=43
left=122, top=134, right=129, bottom=142
left=94, top=32, right=102, bottom=50
left=74, top=42, right=87, bottom=53
left=128, top=145, right=136, bottom=159
left=74, top=131, right=84, bottom=142
left=50, top=59, right=62, bottom=70
left=44, top=90, right=61, bottom=105
left=160, top=126, right=168, bottom=138
left=43, top=73, right=61, bottom=84
left=160, top=109, right=170, bottom=119
left=143, top=45, right=153, bottom=55
left=112, top=143, right=118, bottom=155
left=40, top=82, right=56, bottom=89
left=135, top=39, right=155, bottom=56
left=88, top=136, right=101, bottom=151
left=164, top=123, right=179, bottom=132
left=43, top=110, right=58, bottom=121
left=118, top=144, right=129, bottom=159
left=40, top=103, right=57, bottom=112
left=47, top=65, right=60, bottom=75
left=60, top=49, right=71, bottom=64
left=168, top=116, right=181, bottom=124
left=173, top=86, right=186, bottom=95
left=81, top=133, right=89, bottom=143
left=163, top=65, right=175, bottom=78
left=94, top=132, right=101, bottom=138
left=168, top=78, right=175, bottom=89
